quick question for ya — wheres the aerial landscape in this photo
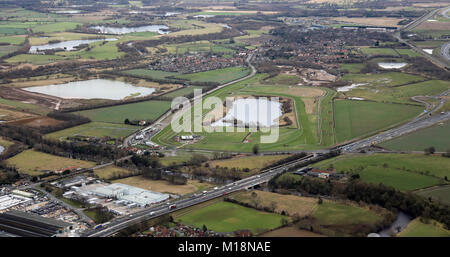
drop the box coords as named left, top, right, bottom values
left=0, top=0, right=449, bottom=245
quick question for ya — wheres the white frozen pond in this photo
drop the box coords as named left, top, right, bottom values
left=423, top=49, right=433, bottom=54
left=378, top=62, right=407, bottom=69
left=165, top=12, right=180, bottom=16
left=23, top=79, right=156, bottom=100
left=193, top=14, right=215, bottom=18
left=89, top=25, right=170, bottom=35
left=219, top=23, right=232, bottom=29
left=337, top=83, right=367, bottom=92
left=0, top=145, right=4, bottom=154
left=54, top=10, right=80, bottom=14
left=29, top=38, right=117, bottom=53
left=212, top=98, right=282, bottom=127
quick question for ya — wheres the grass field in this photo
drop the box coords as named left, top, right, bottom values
left=334, top=100, right=423, bottom=142
left=121, top=69, right=180, bottom=80
left=314, top=153, right=449, bottom=191
left=416, top=185, right=450, bottom=205
left=174, top=67, right=250, bottom=84
left=112, top=175, right=213, bottom=195
left=259, top=226, right=325, bottom=237
left=311, top=201, right=387, bottom=236
left=397, top=218, right=450, bottom=237
left=0, top=35, right=25, bottom=45
left=93, top=165, right=135, bottom=180
left=360, top=47, right=399, bottom=56
left=379, top=121, right=450, bottom=152
left=339, top=63, right=365, bottom=73
left=165, top=40, right=235, bottom=55
left=0, top=98, right=50, bottom=115
left=230, top=190, right=319, bottom=218
left=175, top=201, right=287, bottom=234
left=340, top=72, right=426, bottom=88
left=395, top=48, right=422, bottom=57
left=208, top=155, right=289, bottom=171
left=45, top=122, right=139, bottom=140
left=5, top=149, right=95, bottom=176
left=162, top=86, right=203, bottom=99
left=74, top=100, right=171, bottom=124
left=345, top=80, right=450, bottom=104
left=6, top=54, right=67, bottom=65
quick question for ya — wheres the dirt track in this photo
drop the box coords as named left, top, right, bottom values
left=0, top=86, right=61, bottom=109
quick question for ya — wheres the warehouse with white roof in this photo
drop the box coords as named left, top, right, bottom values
left=91, top=183, right=169, bottom=207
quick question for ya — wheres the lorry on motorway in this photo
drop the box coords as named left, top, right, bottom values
left=169, top=204, right=177, bottom=210
left=94, top=224, right=103, bottom=230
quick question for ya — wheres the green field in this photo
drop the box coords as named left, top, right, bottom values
left=175, top=201, right=287, bottom=234
left=416, top=186, right=450, bottom=206
left=339, top=63, right=365, bottom=73
left=347, top=80, right=450, bottom=104
left=340, top=72, right=426, bottom=88
left=314, top=153, right=449, bottom=191
left=0, top=45, right=20, bottom=57
left=58, top=40, right=123, bottom=60
left=360, top=47, right=398, bottom=56
left=5, top=149, right=95, bottom=176
left=122, top=67, right=250, bottom=85
left=398, top=218, right=450, bottom=237
left=44, top=122, right=139, bottom=140
left=0, top=98, right=50, bottom=115
left=162, top=86, right=203, bottom=99
left=175, top=67, right=250, bottom=84
left=334, top=100, right=423, bottom=142
left=395, top=48, right=422, bottom=57
left=122, top=69, right=180, bottom=80
left=6, top=54, right=67, bottom=65
left=74, top=100, right=171, bottom=124
left=165, top=41, right=235, bottom=55
left=0, top=35, right=25, bottom=45
left=313, top=201, right=384, bottom=227
left=379, top=121, right=450, bottom=152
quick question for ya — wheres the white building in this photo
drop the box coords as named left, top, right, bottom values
left=91, top=183, right=169, bottom=207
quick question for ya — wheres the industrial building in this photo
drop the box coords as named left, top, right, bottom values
left=91, top=183, right=169, bottom=207
left=0, top=194, right=32, bottom=211
left=0, top=210, right=72, bottom=237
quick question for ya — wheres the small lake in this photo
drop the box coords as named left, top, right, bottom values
left=337, top=83, right=367, bottom=92
left=89, top=25, right=170, bottom=35
left=212, top=98, right=282, bottom=127
left=23, top=79, right=156, bottom=100
left=378, top=62, right=407, bottom=69
left=0, top=145, right=4, bottom=154
left=29, top=38, right=117, bottom=53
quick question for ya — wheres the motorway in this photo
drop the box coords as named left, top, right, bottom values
left=85, top=154, right=318, bottom=237
left=441, top=41, right=450, bottom=63
left=396, top=5, right=450, bottom=69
